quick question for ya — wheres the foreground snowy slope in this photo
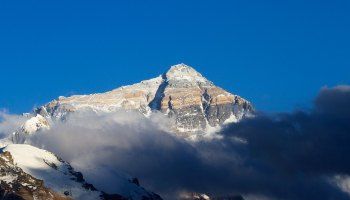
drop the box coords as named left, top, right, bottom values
left=2, top=144, right=101, bottom=199
left=0, top=144, right=162, bottom=200
left=0, top=149, right=69, bottom=200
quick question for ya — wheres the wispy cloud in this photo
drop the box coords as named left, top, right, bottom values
left=0, top=111, right=27, bottom=138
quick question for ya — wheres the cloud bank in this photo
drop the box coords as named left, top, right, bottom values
left=1, top=86, right=350, bottom=200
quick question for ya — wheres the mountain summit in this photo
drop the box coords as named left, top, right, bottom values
left=19, top=63, right=253, bottom=138
left=3, top=64, right=253, bottom=200
left=164, top=63, right=211, bottom=85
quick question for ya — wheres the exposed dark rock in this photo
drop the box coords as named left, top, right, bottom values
left=212, top=195, right=245, bottom=200
left=130, top=178, right=140, bottom=186
left=100, top=192, right=128, bottom=200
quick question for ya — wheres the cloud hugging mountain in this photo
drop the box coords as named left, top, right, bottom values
left=0, top=65, right=350, bottom=200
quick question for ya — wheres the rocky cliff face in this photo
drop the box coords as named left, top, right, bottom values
left=157, top=64, right=252, bottom=134
left=29, top=64, right=252, bottom=137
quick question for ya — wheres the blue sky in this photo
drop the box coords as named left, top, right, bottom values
left=0, top=0, right=349, bottom=113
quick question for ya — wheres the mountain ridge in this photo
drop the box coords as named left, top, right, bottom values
left=29, top=63, right=253, bottom=137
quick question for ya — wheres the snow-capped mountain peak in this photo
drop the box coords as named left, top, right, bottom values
left=1, top=63, right=253, bottom=200
left=13, top=64, right=253, bottom=139
left=165, top=63, right=211, bottom=85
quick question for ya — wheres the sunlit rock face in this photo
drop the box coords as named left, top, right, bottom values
left=20, top=64, right=252, bottom=137
left=39, top=75, right=164, bottom=118
left=158, top=64, right=252, bottom=134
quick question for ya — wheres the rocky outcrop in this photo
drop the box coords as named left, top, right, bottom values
left=27, top=64, right=252, bottom=137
